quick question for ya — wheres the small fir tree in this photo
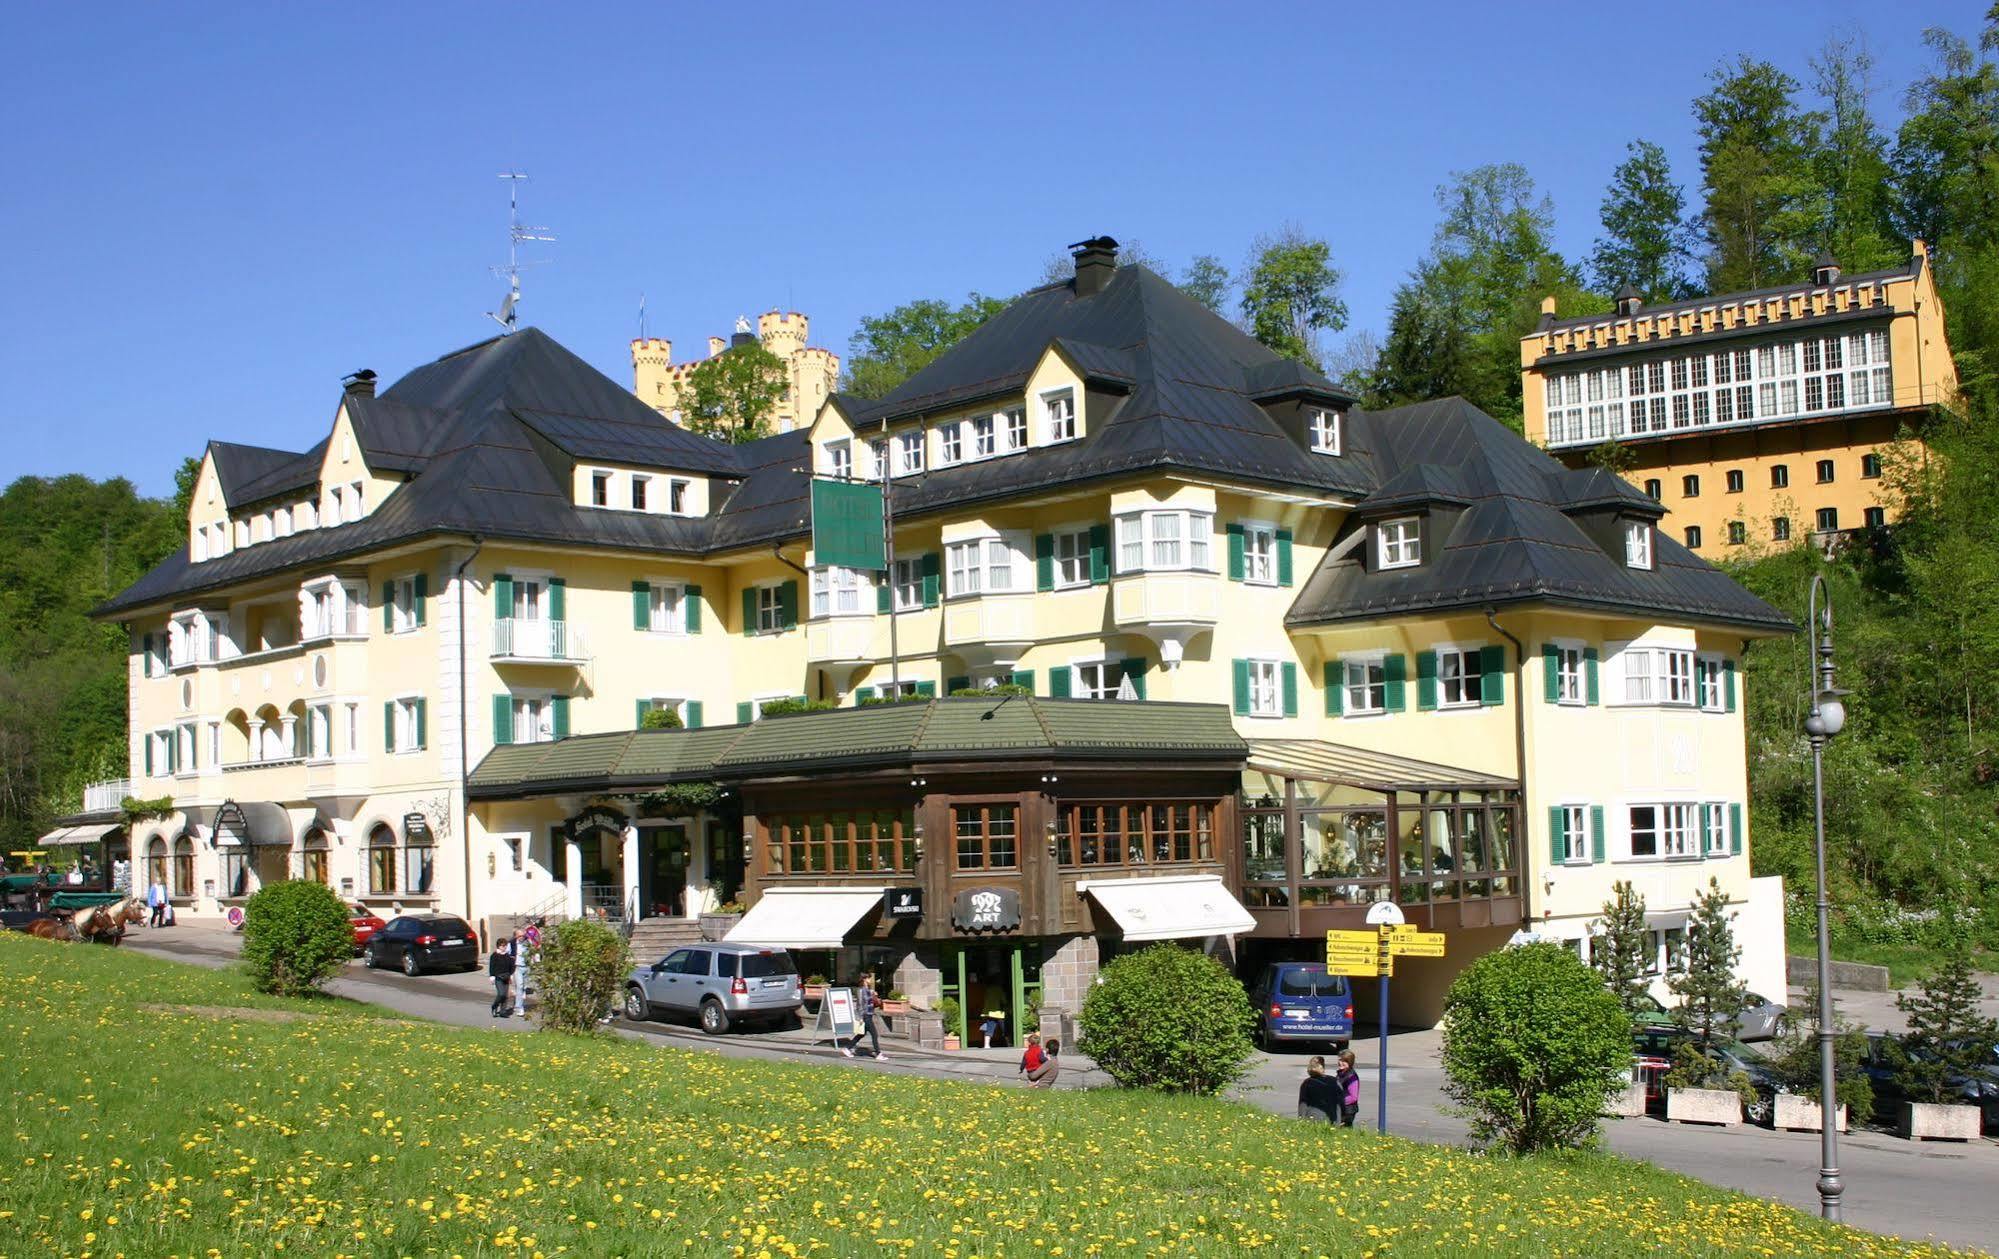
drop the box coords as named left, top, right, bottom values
left=1769, top=978, right=1873, bottom=1119
left=1895, top=934, right=1999, bottom=1106
left=1667, top=877, right=1752, bottom=1080
left=1590, top=880, right=1655, bottom=1020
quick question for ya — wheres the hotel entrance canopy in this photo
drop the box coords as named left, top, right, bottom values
left=725, top=886, right=888, bottom=950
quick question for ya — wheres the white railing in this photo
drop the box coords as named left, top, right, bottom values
left=492, top=618, right=588, bottom=662
left=83, top=779, right=131, bottom=813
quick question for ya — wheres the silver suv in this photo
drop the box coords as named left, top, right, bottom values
left=624, top=942, right=802, bottom=1034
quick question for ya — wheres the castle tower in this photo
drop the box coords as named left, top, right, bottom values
left=631, top=309, right=841, bottom=433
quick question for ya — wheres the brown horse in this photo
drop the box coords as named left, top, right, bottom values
left=77, top=897, right=144, bottom=946
left=25, top=916, right=76, bottom=942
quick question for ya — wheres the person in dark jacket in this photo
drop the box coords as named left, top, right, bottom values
left=1334, top=1050, right=1362, bottom=1127
left=1297, top=1055, right=1342, bottom=1122
left=1026, top=1038, right=1061, bottom=1088
left=488, top=938, right=516, bottom=1018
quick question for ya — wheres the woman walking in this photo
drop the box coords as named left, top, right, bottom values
left=512, top=920, right=540, bottom=1017
left=488, top=936, right=516, bottom=1019
left=842, top=974, right=887, bottom=1060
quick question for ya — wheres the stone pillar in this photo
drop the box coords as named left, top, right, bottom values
left=565, top=836, right=584, bottom=919
left=1037, top=934, right=1101, bottom=1029
left=280, top=716, right=299, bottom=757
left=621, top=824, right=640, bottom=922
left=892, top=944, right=945, bottom=1008
left=247, top=719, right=265, bottom=762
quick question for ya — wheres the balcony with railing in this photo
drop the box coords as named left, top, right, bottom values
left=82, top=779, right=131, bottom=814
left=492, top=618, right=589, bottom=664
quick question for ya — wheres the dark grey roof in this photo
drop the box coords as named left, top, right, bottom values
left=208, top=441, right=321, bottom=506
left=1287, top=397, right=1791, bottom=634
left=1539, top=255, right=1919, bottom=335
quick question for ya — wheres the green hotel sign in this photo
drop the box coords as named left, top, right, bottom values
left=810, top=478, right=886, bottom=571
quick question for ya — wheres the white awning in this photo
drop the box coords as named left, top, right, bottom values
left=36, top=823, right=121, bottom=848
left=1078, top=874, right=1256, bottom=942
left=724, top=886, right=887, bottom=950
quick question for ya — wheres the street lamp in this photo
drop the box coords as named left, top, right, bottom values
left=1804, top=574, right=1850, bottom=1222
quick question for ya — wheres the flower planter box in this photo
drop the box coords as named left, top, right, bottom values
left=697, top=912, right=741, bottom=942
left=1900, top=1101, right=1981, bottom=1142
left=879, top=999, right=910, bottom=1016
left=1666, top=1087, right=1743, bottom=1126
left=1603, top=1083, right=1648, bottom=1119
left=1774, top=1094, right=1847, bottom=1133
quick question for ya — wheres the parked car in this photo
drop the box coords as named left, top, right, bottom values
left=1248, top=962, right=1353, bottom=1051
left=1632, top=1025, right=1783, bottom=1122
left=624, top=942, right=802, bottom=1034
left=361, top=915, right=478, bottom=976
left=1859, top=1033, right=1999, bottom=1133
left=1735, top=992, right=1789, bottom=1042
left=348, top=905, right=386, bottom=953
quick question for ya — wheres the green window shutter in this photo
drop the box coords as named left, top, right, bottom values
left=1088, top=524, right=1110, bottom=585
left=492, top=695, right=513, bottom=746
left=1119, top=657, right=1147, bottom=700
left=686, top=701, right=703, bottom=728
left=141, top=632, right=153, bottom=676
left=1035, top=533, right=1055, bottom=592
left=1324, top=662, right=1342, bottom=716
left=1590, top=805, right=1606, bottom=863
left=383, top=701, right=395, bottom=752
left=778, top=580, right=799, bottom=629
left=1478, top=644, right=1506, bottom=706
left=1048, top=668, right=1071, bottom=699
left=635, top=699, right=651, bottom=728
left=684, top=585, right=703, bottom=633
left=1542, top=644, right=1561, bottom=704
left=1416, top=651, right=1438, bottom=711
left=1723, top=659, right=1737, bottom=712
left=143, top=736, right=153, bottom=777
left=921, top=552, right=941, bottom=607
left=414, top=573, right=428, bottom=628
left=1281, top=661, right=1298, bottom=716
left=632, top=581, right=651, bottom=630
left=856, top=686, right=876, bottom=703
left=946, top=675, right=969, bottom=695
left=1383, top=653, right=1407, bottom=712
left=876, top=574, right=892, bottom=613
left=1698, top=803, right=1713, bottom=861
left=1584, top=647, right=1600, bottom=706
left=1225, top=523, right=1246, bottom=582
left=383, top=581, right=395, bottom=632
left=551, top=694, right=570, bottom=740
left=1729, top=804, right=1743, bottom=855
left=1009, top=669, right=1035, bottom=694
left=493, top=573, right=513, bottom=621
left=916, top=680, right=936, bottom=697
left=415, top=698, right=427, bottom=749
left=1276, top=528, right=1294, bottom=587
left=1548, top=806, right=1566, bottom=865
left=741, top=587, right=758, bottom=636
left=548, top=578, right=565, bottom=622
left=1232, top=659, right=1251, bottom=716
left=736, top=701, right=753, bottom=724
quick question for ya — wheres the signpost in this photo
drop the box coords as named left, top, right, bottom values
left=812, top=986, right=859, bottom=1048
left=1325, top=904, right=1450, bottom=1134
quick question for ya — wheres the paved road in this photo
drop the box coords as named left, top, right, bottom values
left=120, top=926, right=1996, bottom=1254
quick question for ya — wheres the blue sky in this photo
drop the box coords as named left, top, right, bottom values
left=1, top=0, right=1987, bottom=496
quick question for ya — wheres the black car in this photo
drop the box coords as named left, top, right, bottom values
left=1859, top=1033, right=1999, bottom=1133
left=1632, top=1025, right=1784, bottom=1123
left=362, top=915, right=479, bottom=976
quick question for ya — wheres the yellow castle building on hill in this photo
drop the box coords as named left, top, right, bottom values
left=1522, top=241, right=1958, bottom=554
left=631, top=310, right=839, bottom=434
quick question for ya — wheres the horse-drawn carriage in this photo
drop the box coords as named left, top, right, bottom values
left=0, top=875, right=142, bottom=944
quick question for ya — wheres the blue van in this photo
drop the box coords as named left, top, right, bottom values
left=1249, top=962, right=1354, bottom=1050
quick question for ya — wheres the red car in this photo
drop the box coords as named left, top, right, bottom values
left=348, top=905, right=386, bottom=952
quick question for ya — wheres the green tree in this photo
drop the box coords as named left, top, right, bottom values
left=844, top=293, right=1009, bottom=400
left=1238, top=227, right=1348, bottom=370
left=1178, top=255, right=1232, bottom=315
left=1668, top=877, right=1751, bottom=1066
left=1367, top=272, right=1477, bottom=408
left=171, top=454, right=203, bottom=522
left=1768, top=979, right=1873, bottom=1119
left=1894, top=932, right=1999, bottom=1105
left=1590, top=880, right=1655, bottom=1020
left=1440, top=942, right=1632, bottom=1152
left=536, top=918, right=632, bottom=1034
left=681, top=341, right=789, bottom=444
left=1079, top=944, right=1256, bottom=1094
left=240, top=879, right=356, bottom=997
left=1694, top=57, right=1824, bottom=290
left=1809, top=36, right=1902, bottom=274
left=1890, top=25, right=1999, bottom=259
left=1590, top=140, right=1695, bottom=301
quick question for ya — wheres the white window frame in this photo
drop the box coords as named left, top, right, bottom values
left=645, top=580, right=687, bottom=634
left=1072, top=659, right=1121, bottom=701
left=1705, top=803, right=1730, bottom=857
left=1042, top=389, right=1077, bottom=443
left=945, top=532, right=1028, bottom=598
left=1552, top=642, right=1585, bottom=705
left=823, top=440, right=853, bottom=481
left=666, top=478, right=692, bottom=515
left=1378, top=517, right=1421, bottom=569
left=1627, top=801, right=1699, bottom=861
left=148, top=728, right=172, bottom=776
left=897, top=430, right=925, bottom=476
left=972, top=414, right=997, bottom=458
left=175, top=721, right=198, bottom=775
left=1308, top=407, right=1342, bottom=454
left=753, top=584, right=785, bottom=634
left=1112, top=510, right=1213, bottom=575
left=193, top=528, right=209, bottom=563
left=1612, top=644, right=1695, bottom=707
left=388, top=574, right=420, bottom=635
left=1342, top=655, right=1386, bottom=716
left=868, top=438, right=891, bottom=482
left=642, top=696, right=690, bottom=726
left=1242, top=521, right=1277, bottom=586
left=507, top=571, right=551, bottom=624
left=630, top=474, right=651, bottom=511
left=1435, top=645, right=1482, bottom=709
left=1624, top=520, right=1654, bottom=570
left=1052, top=526, right=1092, bottom=590
left=938, top=422, right=962, bottom=466
left=307, top=703, right=333, bottom=761
left=890, top=556, right=924, bottom=612
left=588, top=470, right=611, bottom=508
left=750, top=692, right=791, bottom=722
left=347, top=482, right=364, bottom=522
left=344, top=702, right=360, bottom=755
left=390, top=695, right=425, bottom=755
left=809, top=565, right=869, bottom=618
left=206, top=720, right=222, bottom=768
left=1245, top=658, right=1283, bottom=718
left=1695, top=654, right=1726, bottom=712
left=1556, top=804, right=1589, bottom=864
left=509, top=692, right=554, bottom=746
left=1001, top=406, right=1027, bottom=453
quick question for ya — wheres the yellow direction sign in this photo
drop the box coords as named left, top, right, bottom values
left=1326, top=929, right=1376, bottom=950
left=1387, top=931, right=1448, bottom=958
left=1327, top=956, right=1383, bottom=978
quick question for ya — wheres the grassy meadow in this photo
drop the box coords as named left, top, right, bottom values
left=0, top=933, right=1980, bottom=1258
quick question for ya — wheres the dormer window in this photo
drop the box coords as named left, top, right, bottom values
left=1003, top=407, right=1027, bottom=453
left=1377, top=516, right=1421, bottom=570
left=667, top=478, right=690, bottom=515
left=824, top=440, right=853, bottom=480
left=589, top=472, right=610, bottom=507
left=973, top=415, right=996, bottom=458
left=870, top=438, right=890, bottom=481
left=1309, top=407, right=1342, bottom=455
left=1624, top=521, right=1654, bottom=570
left=897, top=430, right=925, bottom=475
left=1044, top=390, right=1077, bottom=442
left=939, top=422, right=963, bottom=465
left=631, top=475, right=650, bottom=511
left=192, top=529, right=208, bottom=563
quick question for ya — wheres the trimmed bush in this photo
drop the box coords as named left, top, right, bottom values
left=638, top=706, right=683, bottom=729
left=1442, top=942, right=1632, bottom=1152
left=1079, top=944, right=1256, bottom=1095
left=240, top=879, right=355, bottom=997
left=534, top=918, right=632, bottom=1034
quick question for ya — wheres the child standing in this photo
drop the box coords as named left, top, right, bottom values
left=1334, top=1049, right=1362, bottom=1127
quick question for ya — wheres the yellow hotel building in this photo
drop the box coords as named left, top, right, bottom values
left=1521, top=242, right=1958, bottom=553
left=83, top=238, right=1794, bottom=1023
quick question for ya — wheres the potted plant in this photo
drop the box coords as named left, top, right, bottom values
left=938, top=996, right=962, bottom=1051
left=698, top=899, right=745, bottom=942
left=1765, top=981, right=1868, bottom=1133
left=1892, top=940, right=1998, bottom=1141
left=802, top=973, right=829, bottom=1005
left=880, top=988, right=911, bottom=1016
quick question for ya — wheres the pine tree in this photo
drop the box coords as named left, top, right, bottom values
left=1589, top=880, right=1654, bottom=1019
left=1668, top=877, right=1751, bottom=1063
left=1694, top=57, right=1824, bottom=289
left=1809, top=36, right=1901, bottom=274
left=1590, top=140, right=1695, bottom=301
left=1895, top=935, right=1999, bottom=1105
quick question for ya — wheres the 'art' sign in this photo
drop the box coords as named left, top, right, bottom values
left=951, top=887, right=1020, bottom=933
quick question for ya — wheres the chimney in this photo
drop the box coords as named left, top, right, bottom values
left=1614, top=284, right=1642, bottom=318
left=342, top=369, right=377, bottom=399
left=1069, top=235, right=1119, bottom=297
left=1812, top=252, right=1841, bottom=286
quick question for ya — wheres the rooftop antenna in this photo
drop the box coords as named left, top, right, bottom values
left=487, top=171, right=555, bottom=334
left=637, top=292, right=648, bottom=341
